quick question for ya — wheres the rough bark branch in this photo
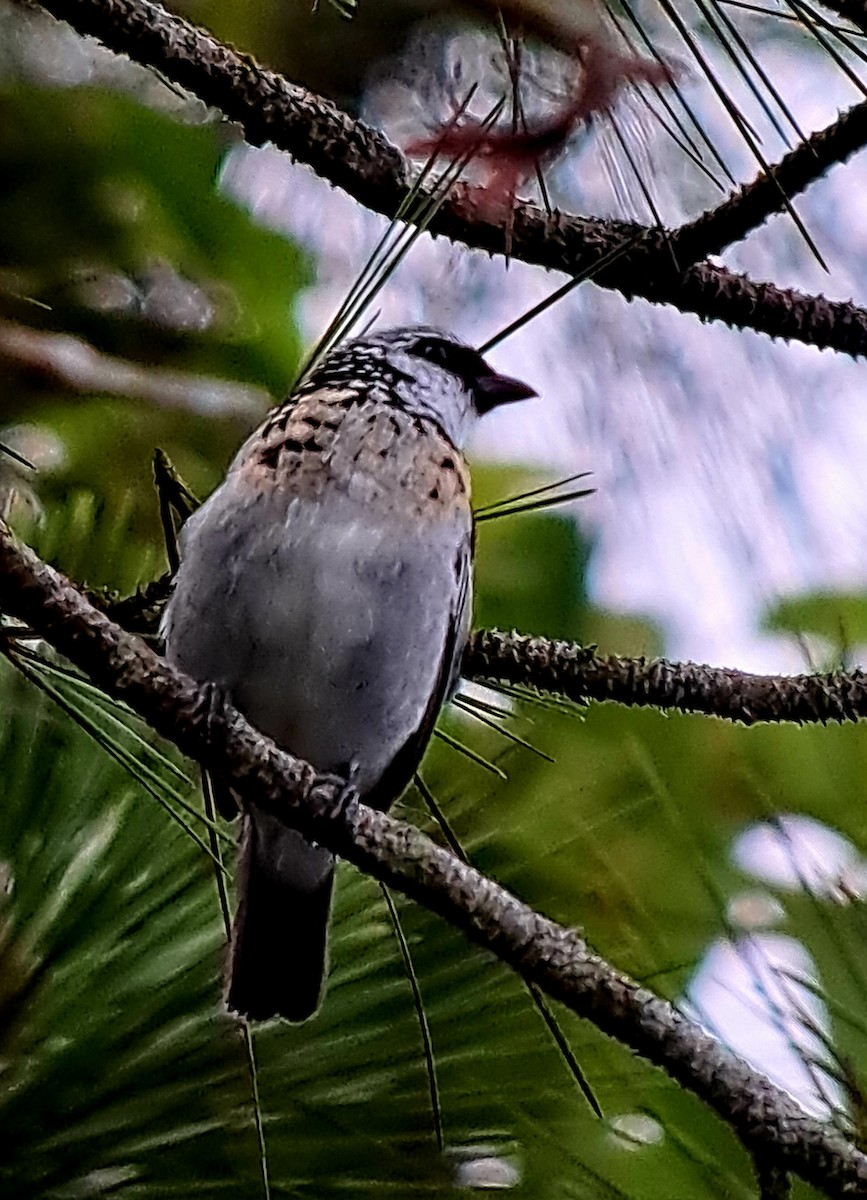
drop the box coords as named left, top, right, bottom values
left=464, top=629, right=867, bottom=725
left=27, top=0, right=867, bottom=358
left=80, top=581, right=867, bottom=727
left=669, top=98, right=867, bottom=262
left=819, top=0, right=867, bottom=34
left=1, top=519, right=866, bottom=1197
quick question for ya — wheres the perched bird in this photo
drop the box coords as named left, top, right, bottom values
left=162, top=326, right=536, bottom=1022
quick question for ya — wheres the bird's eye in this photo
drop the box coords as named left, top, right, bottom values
left=412, top=338, right=452, bottom=367
left=411, top=337, right=485, bottom=383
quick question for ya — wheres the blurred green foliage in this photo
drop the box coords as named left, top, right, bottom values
left=0, top=52, right=854, bottom=1200
left=176, top=0, right=438, bottom=111
left=0, top=87, right=305, bottom=389
left=473, top=465, right=593, bottom=639
left=0, top=84, right=308, bottom=589
left=765, top=591, right=867, bottom=668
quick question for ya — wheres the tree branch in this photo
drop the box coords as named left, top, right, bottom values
left=79, top=581, right=867, bottom=728
left=27, top=0, right=867, bottom=358
left=668, top=99, right=867, bottom=262
left=1, top=520, right=866, bottom=1196
left=0, top=319, right=267, bottom=418
left=464, top=629, right=867, bottom=725
left=819, top=0, right=867, bottom=34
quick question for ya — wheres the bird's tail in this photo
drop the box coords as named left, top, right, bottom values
left=227, top=808, right=335, bottom=1023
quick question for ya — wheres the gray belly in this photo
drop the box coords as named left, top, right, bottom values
left=162, top=477, right=470, bottom=799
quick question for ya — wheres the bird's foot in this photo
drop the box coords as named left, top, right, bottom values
left=307, top=764, right=360, bottom=849
left=194, top=679, right=231, bottom=751
left=193, top=681, right=242, bottom=818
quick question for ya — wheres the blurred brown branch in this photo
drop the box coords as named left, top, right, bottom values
left=1, top=515, right=866, bottom=1199
left=0, top=318, right=268, bottom=417
left=25, top=0, right=867, bottom=358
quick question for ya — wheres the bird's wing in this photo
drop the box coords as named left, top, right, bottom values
left=365, top=522, right=473, bottom=812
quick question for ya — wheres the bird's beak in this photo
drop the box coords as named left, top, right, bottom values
left=473, top=369, right=538, bottom=414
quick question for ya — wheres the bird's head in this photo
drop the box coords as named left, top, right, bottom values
left=307, top=325, right=537, bottom=447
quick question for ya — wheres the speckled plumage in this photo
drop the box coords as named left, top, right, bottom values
left=244, top=386, right=472, bottom=519
left=163, top=326, right=535, bottom=1022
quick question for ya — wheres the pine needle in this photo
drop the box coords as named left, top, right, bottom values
left=617, top=0, right=739, bottom=186
left=654, top=0, right=828, bottom=270
left=299, top=89, right=505, bottom=384
left=202, top=771, right=233, bottom=933
left=413, top=772, right=602, bottom=1118
left=597, top=107, right=677, bottom=259
left=495, top=16, right=554, bottom=216
left=379, top=883, right=444, bottom=1151
left=13, top=646, right=231, bottom=843
left=413, top=772, right=465, bottom=858
left=475, top=471, right=595, bottom=523
left=477, top=232, right=645, bottom=354
left=605, top=6, right=725, bottom=189
left=452, top=694, right=554, bottom=761
left=433, top=728, right=508, bottom=778
left=484, top=679, right=587, bottom=716
left=704, top=0, right=807, bottom=148
left=720, top=0, right=867, bottom=41
left=782, top=0, right=867, bottom=96
left=475, top=471, right=593, bottom=518
left=321, top=0, right=356, bottom=18
left=13, top=644, right=197, bottom=791
left=7, top=651, right=230, bottom=873
left=0, top=442, right=35, bottom=470
left=477, top=486, right=595, bottom=522
left=454, top=690, right=518, bottom=720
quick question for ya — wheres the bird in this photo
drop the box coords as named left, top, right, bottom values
left=162, top=326, right=537, bottom=1022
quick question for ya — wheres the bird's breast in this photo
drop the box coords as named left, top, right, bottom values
left=238, top=389, right=472, bottom=523
left=164, top=389, right=473, bottom=802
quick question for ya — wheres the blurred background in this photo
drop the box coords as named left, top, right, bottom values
left=1, top=0, right=867, bottom=1195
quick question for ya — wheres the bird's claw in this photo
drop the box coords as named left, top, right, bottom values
left=308, top=761, right=360, bottom=836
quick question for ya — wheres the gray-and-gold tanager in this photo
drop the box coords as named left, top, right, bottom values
left=162, top=327, right=536, bottom=1021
